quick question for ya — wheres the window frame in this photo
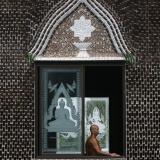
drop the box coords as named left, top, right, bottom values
left=35, top=60, right=126, bottom=159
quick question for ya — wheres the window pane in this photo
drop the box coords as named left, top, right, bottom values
left=40, top=67, right=82, bottom=154
left=85, top=98, right=109, bottom=152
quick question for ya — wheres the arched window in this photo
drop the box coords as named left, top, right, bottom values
left=30, top=0, right=133, bottom=158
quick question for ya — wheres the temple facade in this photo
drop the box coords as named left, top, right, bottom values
left=0, top=0, right=159, bottom=160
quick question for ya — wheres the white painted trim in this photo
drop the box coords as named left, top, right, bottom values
left=35, top=56, right=125, bottom=61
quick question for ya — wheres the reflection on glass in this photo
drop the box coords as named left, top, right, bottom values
left=85, top=98, right=109, bottom=152
left=40, top=68, right=81, bottom=154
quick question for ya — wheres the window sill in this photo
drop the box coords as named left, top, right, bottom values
left=36, top=155, right=126, bottom=159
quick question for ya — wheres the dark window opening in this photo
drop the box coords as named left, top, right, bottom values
left=85, top=66, right=124, bottom=155
left=35, top=62, right=126, bottom=159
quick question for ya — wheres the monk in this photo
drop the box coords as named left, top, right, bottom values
left=86, top=124, right=120, bottom=157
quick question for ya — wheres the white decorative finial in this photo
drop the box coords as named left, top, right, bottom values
left=70, top=15, right=95, bottom=41
left=74, top=42, right=91, bottom=57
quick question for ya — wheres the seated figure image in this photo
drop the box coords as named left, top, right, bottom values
left=47, top=98, right=77, bottom=132
left=86, top=124, right=120, bottom=157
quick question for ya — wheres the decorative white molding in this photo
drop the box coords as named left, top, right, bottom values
left=30, top=0, right=78, bottom=56
left=28, top=0, right=131, bottom=61
left=35, top=56, right=125, bottom=61
left=88, top=0, right=130, bottom=53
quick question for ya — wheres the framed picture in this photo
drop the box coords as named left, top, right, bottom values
left=85, top=97, right=109, bottom=152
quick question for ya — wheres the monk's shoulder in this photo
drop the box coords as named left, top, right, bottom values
left=86, top=137, right=97, bottom=145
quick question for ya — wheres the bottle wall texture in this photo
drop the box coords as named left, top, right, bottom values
left=0, top=0, right=159, bottom=159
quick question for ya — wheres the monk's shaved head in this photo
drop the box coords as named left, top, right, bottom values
left=90, top=124, right=99, bottom=135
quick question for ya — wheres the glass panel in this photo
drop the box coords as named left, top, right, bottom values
left=40, top=67, right=82, bottom=154
left=85, top=97, right=109, bottom=152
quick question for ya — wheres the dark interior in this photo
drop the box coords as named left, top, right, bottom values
left=85, top=65, right=124, bottom=156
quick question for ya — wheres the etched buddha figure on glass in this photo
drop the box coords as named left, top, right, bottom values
left=40, top=68, right=82, bottom=154
left=47, top=98, right=78, bottom=132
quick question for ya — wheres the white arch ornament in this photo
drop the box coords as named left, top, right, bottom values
left=27, top=0, right=135, bottom=63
